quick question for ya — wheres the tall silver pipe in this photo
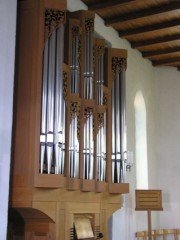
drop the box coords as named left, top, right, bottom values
left=69, top=119, right=72, bottom=177
left=74, top=115, right=79, bottom=177
left=41, top=39, right=49, bottom=134
left=115, top=72, right=121, bottom=183
left=40, top=145, right=45, bottom=174
left=86, top=117, right=90, bottom=179
left=99, top=126, right=103, bottom=181
left=83, top=117, right=87, bottom=179
left=97, top=128, right=100, bottom=180
left=89, top=114, right=94, bottom=179
left=84, top=30, right=94, bottom=99
left=111, top=67, right=127, bottom=183
left=69, top=110, right=79, bottom=178
left=74, top=35, right=79, bottom=93
left=84, top=117, right=87, bottom=179
left=99, top=127, right=102, bottom=181
left=111, top=79, right=115, bottom=182
left=46, top=30, right=56, bottom=174
left=103, top=111, right=106, bottom=181
left=83, top=111, right=94, bottom=180
left=40, top=37, right=49, bottom=174
left=40, top=24, right=65, bottom=175
left=54, top=25, right=64, bottom=174
left=61, top=99, right=66, bottom=174
left=46, top=30, right=56, bottom=133
left=47, top=145, right=53, bottom=174
left=54, top=144, right=62, bottom=174
left=120, top=69, right=127, bottom=182
left=89, top=31, right=93, bottom=99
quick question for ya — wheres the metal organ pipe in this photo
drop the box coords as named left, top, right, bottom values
left=69, top=27, right=80, bottom=178
left=54, top=25, right=65, bottom=174
left=40, top=37, right=49, bottom=174
left=70, top=32, right=79, bottom=93
left=84, top=30, right=94, bottom=99
left=46, top=30, right=56, bottom=174
left=83, top=28, right=94, bottom=180
left=96, top=50, right=106, bottom=182
left=40, top=24, right=65, bottom=174
left=69, top=111, right=79, bottom=178
left=83, top=109, right=94, bottom=180
left=111, top=66, right=127, bottom=183
left=115, top=72, right=120, bottom=183
left=120, top=69, right=127, bottom=182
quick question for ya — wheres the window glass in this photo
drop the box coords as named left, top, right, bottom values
left=134, top=91, right=148, bottom=189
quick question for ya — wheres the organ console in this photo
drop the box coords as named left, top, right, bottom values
left=9, top=0, right=129, bottom=239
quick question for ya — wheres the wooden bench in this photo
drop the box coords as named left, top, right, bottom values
left=136, top=228, right=177, bottom=240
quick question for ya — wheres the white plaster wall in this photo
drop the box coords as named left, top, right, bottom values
left=0, top=0, right=17, bottom=239
left=154, top=67, right=180, bottom=229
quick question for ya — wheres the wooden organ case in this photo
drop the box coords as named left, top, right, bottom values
left=9, top=0, right=129, bottom=239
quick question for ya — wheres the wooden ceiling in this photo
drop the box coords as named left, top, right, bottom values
left=81, top=0, right=180, bottom=70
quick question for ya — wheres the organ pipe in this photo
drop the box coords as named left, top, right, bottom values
left=39, top=9, right=128, bottom=191
left=40, top=23, right=66, bottom=174
left=111, top=56, right=127, bottom=183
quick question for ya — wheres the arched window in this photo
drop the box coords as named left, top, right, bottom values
left=134, top=91, right=148, bottom=189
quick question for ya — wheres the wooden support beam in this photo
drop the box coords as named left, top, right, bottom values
left=119, top=19, right=180, bottom=37
left=105, top=2, right=180, bottom=26
left=152, top=57, right=180, bottom=66
left=87, top=0, right=134, bottom=11
left=131, top=34, right=180, bottom=49
left=142, top=46, right=180, bottom=58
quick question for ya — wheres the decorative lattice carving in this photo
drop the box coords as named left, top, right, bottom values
left=103, top=92, right=108, bottom=106
left=97, top=44, right=105, bottom=56
left=72, top=26, right=79, bottom=37
left=84, top=107, right=95, bottom=140
left=97, top=113, right=104, bottom=129
left=112, top=57, right=127, bottom=78
left=85, top=17, right=94, bottom=33
left=45, top=9, right=65, bottom=40
left=71, top=26, right=81, bottom=67
left=84, top=107, right=93, bottom=120
left=70, top=102, right=81, bottom=141
left=70, top=102, right=80, bottom=119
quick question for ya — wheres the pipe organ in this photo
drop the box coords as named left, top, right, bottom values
left=9, top=0, right=129, bottom=239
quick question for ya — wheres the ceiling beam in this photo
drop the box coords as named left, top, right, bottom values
left=131, top=34, right=180, bottom=48
left=87, top=0, right=134, bottom=11
left=105, top=2, right=180, bottom=26
left=152, top=57, right=180, bottom=66
left=142, top=47, right=180, bottom=58
left=119, top=19, right=180, bottom=37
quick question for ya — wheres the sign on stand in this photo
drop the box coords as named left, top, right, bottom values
left=135, top=190, right=163, bottom=240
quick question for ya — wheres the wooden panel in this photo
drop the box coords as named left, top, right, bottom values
left=25, top=222, right=49, bottom=233
left=33, top=201, right=57, bottom=222
left=95, top=182, right=107, bottom=193
left=34, top=174, right=65, bottom=188
left=81, top=179, right=95, bottom=192
left=109, top=183, right=129, bottom=194
left=66, top=177, right=80, bottom=190
left=135, top=189, right=163, bottom=211
left=10, top=187, right=33, bottom=205
left=57, top=209, right=65, bottom=240
left=13, top=0, right=41, bottom=187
